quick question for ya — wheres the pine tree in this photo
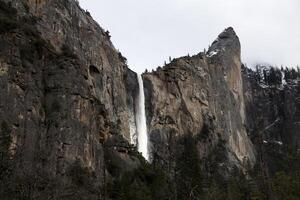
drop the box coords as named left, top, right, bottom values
left=263, top=69, right=268, bottom=84
left=0, top=121, right=11, bottom=160
left=175, top=134, right=202, bottom=200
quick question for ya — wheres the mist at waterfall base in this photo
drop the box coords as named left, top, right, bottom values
left=135, top=74, right=149, bottom=161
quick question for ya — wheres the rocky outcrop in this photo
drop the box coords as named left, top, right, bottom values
left=143, top=27, right=255, bottom=176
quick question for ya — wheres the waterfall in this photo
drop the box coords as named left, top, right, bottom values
left=135, top=74, right=149, bottom=161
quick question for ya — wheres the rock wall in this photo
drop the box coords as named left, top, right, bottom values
left=143, top=28, right=255, bottom=175
left=0, top=0, right=138, bottom=197
left=242, top=66, right=300, bottom=174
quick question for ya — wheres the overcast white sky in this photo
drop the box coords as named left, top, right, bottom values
left=79, top=0, right=300, bottom=73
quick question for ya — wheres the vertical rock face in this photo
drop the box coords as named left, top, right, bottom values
left=3, top=0, right=139, bottom=138
left=143, top=27, right=255, bottom=174
left=208, top=27, right=246, bottom=123
left=0, top=0, right=138, bottom=197
left=243, top=66, right=300, bottom=174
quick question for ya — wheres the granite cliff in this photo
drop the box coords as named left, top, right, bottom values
left=0, top=0, right=299, bottom=199
left=0, top=0, right=139, bottom=198
left=143, top=28, right=256, bottom=182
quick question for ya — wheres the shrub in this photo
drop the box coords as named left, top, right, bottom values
left=0, top=121, right=11, bottom=154
left=0, top=16, right=18, bottom=33
left=61, top=44, right=78, bottom=59
left=0, top=1, right=18, bottom=34
left=51, top=100, right=61, bottom=113
left=108, top=162, right=170, bottom=200
left=67, top=160, right=91, bottom=186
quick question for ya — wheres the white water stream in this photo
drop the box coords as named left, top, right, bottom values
left=135, top=74, right=149, bottom=161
